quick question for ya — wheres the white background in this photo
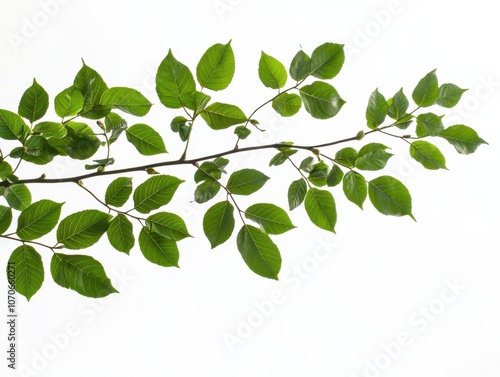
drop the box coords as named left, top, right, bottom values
left=0, top=1, right=499, bottom=376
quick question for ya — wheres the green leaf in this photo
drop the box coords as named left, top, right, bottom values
left=74, top=61, right=110, bottom=119
left=416, top=113, right=444, bottom=137
left=227, top=168, right=269, bottom=195
left=0, top=205, right=12, bottom=234
left=0, top=161, right=13, bottom=180
left=196, top=41, right=235, bottom=91
left=272, top=93, right=302, bottom=117
left=126, top=123, right=167, bottom=155
left=203, top=201, right=235, bottom=248
left=412, top=69, right=439, bottom=107
left=395, top=114, right=414, bottom=130
left=355, top=143, right=393, bottom=171
left=51, top=253, right=118, bottom=298
left=236, top=225, right=281, bottom=280
left=326, top=164, right=344, bottom=187
left=156, top=49, right=196, bottom=109
left=146, top=212, right=191, bottom=241
left=310, top=42, right=345, bottom=79
left=4, top=184, right=32, bottom=211
left=259, top=51, right=288, bottom=89
left=18, top=79, right=49, bottom=122
left=366, top=88, right=388, bottom=129
left=299, top=156, right=316, bottom=172
left=133, top=175, right=183, bottom=214
left=170, top=116, right=188, bottom=133
left=304, top=188, right=337, bottom=232
left=16, top=200, right=63, bottom=241
left=368, top=176, right=414, bottom=220
left=105, top=112, right=127, bottom=131
left=54, top=86, right=84, bottom=118
left=101, top=87, right=152, bottom=116
left=387, top=88, right=409, bottom=120
left=105, top=177, right=133, bottom=207
left=234, top=126, right=251, bottom=139
left=269, top=149, right=297, bottom=167
left=289, top=50, right=311, bottom=81
left=194, top=161, right=222, bottom=183
left=138, top=227, right=179, bottom=268
left=107, top=214, right=135, bottom=254
left=20, top=136, right=58, bottom=165
left=32, top=122, right=67, bottom=139
left=409, top=140, right=447, bottom=170
left=288, top=178, right=307, bottom=211
left=193, top=91, right=212, bottom=115
left=200, top=102, right=247, bottom=130
left=8, top=245, right=44, bottom=301
left=300, top=81, right=345, bottom=119
left=335, top=147, right=358, bottom=168
left=194, top=179, right=220, bottom=204
left=56, top=210, right=110, bottom=249
left=436, top=83, right=467, bottom=108
left=343, top=171, right=367, bottom=209
left=0, top=109, right=30, bottom=141
left=308, top=161, right=329, bottom=187
left=245, top=203, right=295, bottom=235
left=440, top=124, right=488, bottom=155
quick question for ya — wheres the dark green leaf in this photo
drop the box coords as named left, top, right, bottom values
left=440, top=124, right=488, bottom=155
left=0, top=161, right=13, bottom=180
left=20, top=136, right=58, bottom=165
left=355, top=143, right=393, bottom=171
left=327, top=164, right=344, bottom=187
left=139, top=227, right=179, bottom=267
left=107, top=214, right=134, bottom=254
left=299, top=156, right=316, bottom=172
left=245, top=203, right=295, bottom=235
left=288, top=178, right=307, bottom=210
left=18, top=79, right=49, bottom=122
left=366, top=88, right=388, bottom=129
left=436, top=83, right=467, bottom=108
left=194, top=161, right=223, bottom=183
left=289, top=50, right=311, bottom=81
left=335, top=147, right=358, bottom=168
left=227, top=169, right=269, bottom=195
left=0, top=205, right=12, bottom=234
left=133, top=175, right=183, bottom=214
left=203, top=201, right=235, bottom=248
left=56, top=210, right=110, bottom=249
left=32, top=122, right=67, bottom=139
left=196, top=41, right=235, bottom=91
left=412, top=69, right=439, bottom=107
left=101, top=87, right=152, bottom=116
left=416, top=113, right=444, bottom=137
left=368, top=176, right=414, bottom=220
left=105, top=177, right=133, bottom=207
left=272, top=93, right=302, bottom=117
left=8, top=245, right=44, bottom=301
left=237, top=225, right=281, bottom=280
left=170, top=116, right=188, bottom=133
left=0, top=109, right=30, bottom=141
left=51, top=253, right=118, bottom=297
left=269, top=149, right=297, bottom=167
left=259, top=51, right=288, bottom=89
left=300, top=81, right=345, bottom=119
left=54, top=86, right=84, bottom=118
left=156, top=49, right=196, bottom=109
left=126, top=123, right=167, bottom=155
left=200, top=102, right=247, bottom=130
left=16, top=200, right=63, bottom=241
left=194, top=179, right=220, bottom=204
left=234, top=126, right=251, bottom=139
left=146, top=212, right=191, bottom=241
left=304, top=188, right=337, bottom=232
left=308, top=161, right=329, bottom=187
left=343, top=171, right=367, bottom=209
left=409, top=140, right=447, bottom=170
left=74, top=62, right=110, bottom=119
left=387, top=88, right=409, bottom=120
left=4, top=184, right=31, bottom=211
left=310, top=42, right=345, bottom=79
left=395, top=114, right=414, bottom=130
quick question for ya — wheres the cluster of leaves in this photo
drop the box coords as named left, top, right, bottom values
left=0, top=42, right=487, bottom=300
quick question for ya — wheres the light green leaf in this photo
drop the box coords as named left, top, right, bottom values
left=366, top=88, right=388, bottom=129
left=355, top=143, right=393, bottom=171
left=234, top=126, right=251, bottom=139
left=412, top=69, right=439, bottom=107
left=245, top=203, right=295, bottom=235
left=304, top=188, right=337, bottom=232
left=105, top=112, right=127, bottom=131
left=73, top=62, right=110, bottom=119
left=54, top=86, right=84, bottom=119
left=56, top=210, right=110, bottom=249
left=343, top=171, right=367, bottom=209
left=133, top=175, right=184, bottom=214
left=299, top=156, right=316, bottom=172
left=300, top=81, right=345, bottom=119
left=194, top=179, right=220, bottom=204
left=236, top=225, right=281, bottom=280
left=105, top=177, right=133, bottom=207
left=436, top=83, right=467, bottom=108
left=269, top=149, right=297, bottom=167
left=170, top=116, right=188, bottom=133
left=203, top=201, right=235, bottom=248
left=387, top=88, right=409, bottom=120
left=326, top=164, right=344, bottom=187
left=101, top=87, right=152, bottom=116
left=272, top=93, right=302, bottom=117
left=156, top=49, right=196, bottom=109
left=139, top=227, right=179, bottom=267
left=289, top=50, right=311, bottom=81
left=146, top=212, right=191, bottom=241
left=368, top=176, right=414, bottom=220
left=126, top=123, right=167, bottom=155
left=107, top=214, right=134, bottom=254
left=310, top=42, right=345, bottom=79
left=335, top=147, right=358, bottom=168
left=51, top=253, right=118, bottom=297
left=32, top=122, right=67, bottom=139
left=8, top=245, right=44, bottom=301
left=409, top=140, right=447, bottom=170
left=4, top=184, right=32, bottom=211
left=440, top=124, right=488, bottom=155
left=288, top=178, right=307, bottom=211
left=227, top=168, right=269, bottom=195
left=18, top=79, right=49, bottom=122
left=416, top=113, right=444, bottom=137
left=0, top=161, right=13, bottom=180
left=196, top=41, right=235, bottom=91
left=200, top=102, right=247, bottom=130
left=0, top=205, right=12, bottom=234
left=16, top=200, right=63, bottom=241
left=0, top=109, right=30, bottom=141
left=259, top=51, right=288, bottom=89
